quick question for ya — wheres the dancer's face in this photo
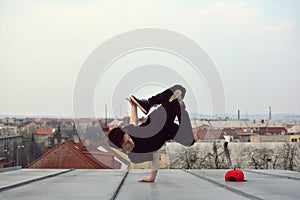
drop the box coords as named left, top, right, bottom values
left=122, top=133, right=135, bottom=152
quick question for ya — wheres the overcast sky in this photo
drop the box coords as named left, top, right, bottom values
left=0, top=0, right=299, bottom=118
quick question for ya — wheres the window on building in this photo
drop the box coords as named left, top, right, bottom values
left=291, top=138, right=297, bottom=142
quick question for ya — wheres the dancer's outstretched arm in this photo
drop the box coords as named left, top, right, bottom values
left=138, top=151, right=159, bottom=182
left=126, top=98, right=138, bottom=125
left=127, top=97, right=158, bottom=182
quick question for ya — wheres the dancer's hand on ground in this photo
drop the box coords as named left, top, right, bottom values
left=138, top=170, right=157, bottom=183
left=138, top=177, right=155, bottom=182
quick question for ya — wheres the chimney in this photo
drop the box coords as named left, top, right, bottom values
left=238, top=110, right=240, bottom=120
left=102, top=105, right=110, bottom=136
left=105, top=105, right=107, bottom=125
left=269, top=106, right=272, bottom=120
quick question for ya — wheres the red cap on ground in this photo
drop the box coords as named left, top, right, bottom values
left=225, top=169, right=245, bottom=182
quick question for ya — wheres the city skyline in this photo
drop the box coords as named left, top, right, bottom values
left=1, top=0, right=299, bottom=117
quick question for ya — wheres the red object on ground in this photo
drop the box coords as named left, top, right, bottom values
left=225, top=169, right=245, bottom=182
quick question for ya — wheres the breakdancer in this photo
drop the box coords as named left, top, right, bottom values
left=108, top=85, right=195, bottom=182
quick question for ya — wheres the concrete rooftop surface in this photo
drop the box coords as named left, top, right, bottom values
left=0, top=169, right=300, bottom=200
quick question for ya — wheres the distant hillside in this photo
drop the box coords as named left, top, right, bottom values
left=0, top=114, right=71, bottom=119
left=1, top=113, right=300, bottom=120
left=189, top=113, right=300, bottom=120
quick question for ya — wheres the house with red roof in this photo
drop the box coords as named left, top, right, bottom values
left=193, top=128, right=241, bottom=142
left=26, top=138, right=121, bottom=169
left=33, top=127, right=53, bottom=135
left=32, top=127, right=54, bottom=145
left=252, top=127, right=287, bottom=135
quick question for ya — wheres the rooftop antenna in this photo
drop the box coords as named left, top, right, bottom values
left=105, top=105, right=107, bottom=125
left=102, top=105, right=109, bottom=136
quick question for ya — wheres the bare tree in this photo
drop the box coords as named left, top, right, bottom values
left=169, top=146, right=189, bottom=169
left=224, top=142, right=232, bottom=168
left=244, top=146, right=273, bottom=169
left=168, top=142, right=300, bottom=171
left=272, top=145, right=282, bottom=169
left=186, top=146, right=199, bottom=169
left=283, top=142, right=298, bottom=171
left=203, top=142, right=228, bottom=169
left=170, top=146, right=208, bottom=169
left=169, top=143, right=228, bottom=169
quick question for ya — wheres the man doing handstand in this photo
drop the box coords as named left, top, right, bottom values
left=108, top=85, right=195, bottom=182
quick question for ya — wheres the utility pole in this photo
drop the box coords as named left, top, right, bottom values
left=16, top=145, right=25, bottom=166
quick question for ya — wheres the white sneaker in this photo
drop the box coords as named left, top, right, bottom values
left=169, top=89, right=182, bottom=102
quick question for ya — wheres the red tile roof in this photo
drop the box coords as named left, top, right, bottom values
left=33, top=127, right=53, bottom=135
left=194, top=129, right=223, bottom=140
left=253, top=127, right=286, bottom=133
left=194, top=128, right=241, bottom=140
left=37, top=118, right=104, bottom=123
left=26, top=139, right=121, bottom=169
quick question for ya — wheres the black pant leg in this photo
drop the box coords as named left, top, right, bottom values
left=148, top=84, right=186, bottom=106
